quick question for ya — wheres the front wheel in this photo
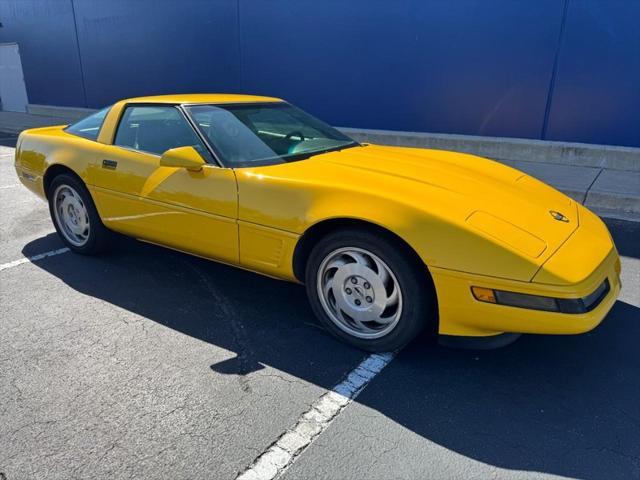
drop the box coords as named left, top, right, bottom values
left=48, top=173, right=112, bottom=255
left=305, top=229, right=435, bottom=352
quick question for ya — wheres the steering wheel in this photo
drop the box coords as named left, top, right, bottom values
left=284, top=131, right=306, bottom=143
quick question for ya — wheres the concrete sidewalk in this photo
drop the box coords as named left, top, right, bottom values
left=343, top=127, right=640, bottom=222
left=1, top=109, right=639, bottom=221
left=501, top=159, right=640, bottom=222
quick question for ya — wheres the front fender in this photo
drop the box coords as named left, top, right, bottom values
left=304, top=192, right=543, bottom=282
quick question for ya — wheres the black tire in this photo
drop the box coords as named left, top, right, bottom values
left=305, top=228, right=436, bottom=352
left=47, top=173, right=112, bottom=255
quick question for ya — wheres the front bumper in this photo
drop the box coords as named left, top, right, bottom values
left=431, top=247, right=621, bottom=337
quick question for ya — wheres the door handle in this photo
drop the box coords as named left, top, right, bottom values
left=102, top=159, right=118, bottom=170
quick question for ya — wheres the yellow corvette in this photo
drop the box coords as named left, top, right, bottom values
left=14, top=94, right=621, bottom=351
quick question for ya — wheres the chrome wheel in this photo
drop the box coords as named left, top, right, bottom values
left=317, top=247, right=403, bottom=339
left=52, top=184, right=90, bottom=247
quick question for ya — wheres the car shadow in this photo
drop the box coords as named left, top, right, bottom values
left=23, top=226, right=640, bottom=479
left=366, top=298, right=640, bottom=479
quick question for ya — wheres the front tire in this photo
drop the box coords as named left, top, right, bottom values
left=48, top=173, right=111, bottom=255
left=305, top=229, right=435, bottom=352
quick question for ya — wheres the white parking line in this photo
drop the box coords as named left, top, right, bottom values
left=0, top=184, right=20, bottom=190
left=236, top=352, right=395, bottom=480
left=0, top=247, right=70, bottom=272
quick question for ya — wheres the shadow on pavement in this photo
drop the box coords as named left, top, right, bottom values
left=0, top=133, right=18, bottom=148
left=604, top=217, right=640, bottom=259
left=24, top=233, right=364, bottom=391
left=367, top=298, right=640, bottom=479
left=24, top=228, right=640, bottom=479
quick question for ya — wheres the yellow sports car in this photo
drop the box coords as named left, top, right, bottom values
left=14, top=94, right=621, bottom=351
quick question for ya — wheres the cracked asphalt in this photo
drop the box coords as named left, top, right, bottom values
left=1, top=141, right=639, bottom=480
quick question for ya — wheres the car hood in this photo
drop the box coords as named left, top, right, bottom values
left=317, top=144, right=578, bottom=262
left=238, top=143, right=581, bottom=281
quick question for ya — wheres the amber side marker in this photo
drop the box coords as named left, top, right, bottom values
left=471, top=286, right=496, bottom=303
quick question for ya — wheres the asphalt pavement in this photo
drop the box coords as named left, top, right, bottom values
left=1, top=143, right=639, bottom=480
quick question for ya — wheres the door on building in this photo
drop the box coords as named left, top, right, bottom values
left=0, top=43, right=29, bottom=112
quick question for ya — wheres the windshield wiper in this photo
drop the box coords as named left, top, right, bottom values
left=281, top=142, right=360, bottom=163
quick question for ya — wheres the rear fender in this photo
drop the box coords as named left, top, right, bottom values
left=16, top=126, right=103, bottom=199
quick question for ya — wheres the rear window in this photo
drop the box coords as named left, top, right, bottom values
left=65, top=106, right=111, bottom=141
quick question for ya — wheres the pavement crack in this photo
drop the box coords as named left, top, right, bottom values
left=8, top=419, right=57, bottom=438
left=583, top=167, right=604, bottom=204
left=365, top=442, right=401, bottom=476
left=259, top=372, right=301, bottom=385
left=177, top=257, right=257, bottom=393
left=9, top=377, right=24, bottom=403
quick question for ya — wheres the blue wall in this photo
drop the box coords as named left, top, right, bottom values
left=1, top=0, right=639, bottom=147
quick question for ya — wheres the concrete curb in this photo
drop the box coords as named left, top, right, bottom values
left=339, top=127, right=640, bottom=172
left=1, top=112, right=638, bottom=222
left=27, top=104, right=96, bottom=122
left=10, top=106, right=640, bottom=170
left=339, top=127, right=640, bottom=222
left=20, top=107, right=640, bottom=171
left=587, top=200, right=640, bottom=223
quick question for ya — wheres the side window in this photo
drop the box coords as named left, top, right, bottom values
left=114, top=105, right=211, bottom=159
left=65, top=106, right=111, bottom=141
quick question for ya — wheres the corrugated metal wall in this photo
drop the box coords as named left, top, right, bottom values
left=1, top=0, right=638, bottom=147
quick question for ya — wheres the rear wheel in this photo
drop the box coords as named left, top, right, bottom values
left=305, top=229, right=435, bottom=352
left=48, top=174, right=111, bottom=254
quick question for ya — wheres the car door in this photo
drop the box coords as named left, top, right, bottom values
left=90, top=104, right=239, bottom=264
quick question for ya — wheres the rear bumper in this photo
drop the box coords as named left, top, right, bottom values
left=432, top=247, right=621, bottom=337
left=15, top=164, right=46, bottom=199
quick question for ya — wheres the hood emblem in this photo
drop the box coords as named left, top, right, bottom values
left=549, top=210, right=569, bottom=222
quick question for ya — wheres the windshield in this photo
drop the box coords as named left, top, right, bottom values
left=184, top=103, right=358, bottom=167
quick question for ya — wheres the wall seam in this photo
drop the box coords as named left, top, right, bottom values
left=236, top=0, right=243, bottom=90
left=69, top=0, right=88, bottom=107
left=541, top=0, right=570, bottom=140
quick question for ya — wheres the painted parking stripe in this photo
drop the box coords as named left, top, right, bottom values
left=236, top=352, right=395, bottom=480
left=0, top=247, right=70, bottom=272
left=0, top=184, right=20, bottom=190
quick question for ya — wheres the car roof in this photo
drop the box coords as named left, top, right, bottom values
left=122, top=93, right=283, bottom=105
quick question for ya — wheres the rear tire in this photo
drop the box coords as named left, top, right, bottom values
left=47, top=173, right=112, bottom=255
left=305, top=228, right=435, bottom=352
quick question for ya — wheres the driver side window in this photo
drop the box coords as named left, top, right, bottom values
left=114, top=105, right=211, bottom=160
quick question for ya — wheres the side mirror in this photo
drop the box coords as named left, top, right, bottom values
left=159, top=146, right=205, bottom=171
